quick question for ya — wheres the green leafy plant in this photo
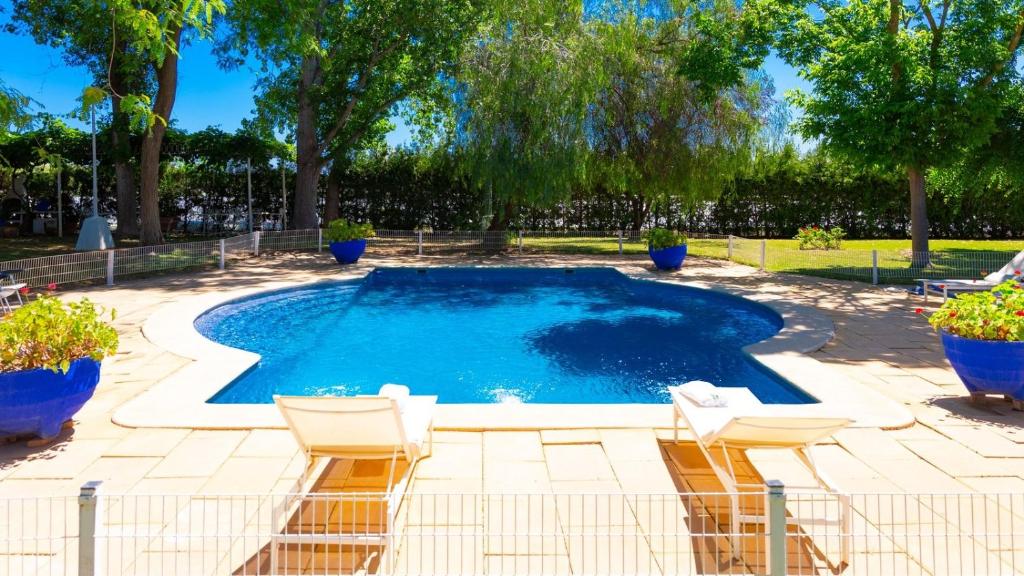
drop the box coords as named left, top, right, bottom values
left=324, top=219, right=375, bottom=243
left=0, top=297, right=119, bottom=373
left=644, top=228, right=687, bottom=250
left=923, top=278, right=1024, bottom=341
left=795, top=225, right=845, bottom=250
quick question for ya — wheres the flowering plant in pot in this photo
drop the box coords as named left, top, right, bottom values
left=922, top=278, right=1024, bottom=408
left=0, top=296, right=118, bottom=440
left=324, top=219, right=375, bottom=264
left=644, top=228, right=688, bottom=270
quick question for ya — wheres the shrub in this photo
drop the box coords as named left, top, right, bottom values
left=924, top=278, right=1024, bottom=341
left=644, top=228, right=687, bottom=250
left=324, top=219, right=375, bottom=243
left=0, top=297, right=119, bottom=373
left=795, top=225, right=845, bottom=250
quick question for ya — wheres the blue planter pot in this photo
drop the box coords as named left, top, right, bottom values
left=0, top=358, right=101, bottom=439
left=328, top=239, right=367, bottom=265
left=649, top=244, right=688, bottom=271
left=940, top=331, right=1024, bottom=400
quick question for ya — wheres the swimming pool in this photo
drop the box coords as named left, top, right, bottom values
left=196, top=267, right=815, bottom=405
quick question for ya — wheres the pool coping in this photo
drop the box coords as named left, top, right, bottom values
left=113, top=264, right=914, bottom=431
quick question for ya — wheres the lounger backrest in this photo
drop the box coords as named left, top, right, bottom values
left=712, top=416, right=850, bottom=448
left=985, top=249, right=1024, bottom=283
left=275, top=395, right=410, bottom=460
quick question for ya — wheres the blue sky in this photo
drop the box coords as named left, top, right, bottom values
left=0, top=11, right=805, bottom=147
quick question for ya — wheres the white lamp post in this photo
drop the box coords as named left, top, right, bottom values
left=75, top=107, right=114, bottom=250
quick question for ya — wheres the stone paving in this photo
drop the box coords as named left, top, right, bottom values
left=2, top=251, right=1024, bottom=575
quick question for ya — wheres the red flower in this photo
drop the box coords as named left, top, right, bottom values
left=18, top=286, right=29, bottom=295
left=949, top=311, right=957, bottom=318
left=914, top=308, right=924, bottom=314
left=46, top=282, right=57, bottom=291
left=938, top=284, right=946, bottom=289
left=1016, top=310, right=1024, bottom=317
left=1016, top=269, right=1022, bottom=276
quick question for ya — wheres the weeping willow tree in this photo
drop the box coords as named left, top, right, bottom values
left=453, top=0, right=594, bottom=230
left=452, top=0, right=780, bottom=230
left=585, top=1, right=781, bottom=230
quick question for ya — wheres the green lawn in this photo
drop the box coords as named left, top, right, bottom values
left=521, top=235, right=1024, bottom=284
left=4, top=233, right=1022, bottom=286
left=0, top=233, right=222, bottom=261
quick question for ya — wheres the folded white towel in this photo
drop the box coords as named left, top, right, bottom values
left=676, top=381, right=728, bottom=407
left=378, top=383, right=410, bottom=412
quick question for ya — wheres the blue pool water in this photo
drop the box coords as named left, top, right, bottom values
left=197, top=268, right=814, bottom=404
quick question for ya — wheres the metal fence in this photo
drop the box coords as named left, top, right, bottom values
left=3, top=486, right=1022, bottom=575
left=1, top=229, right=1020, bottom=289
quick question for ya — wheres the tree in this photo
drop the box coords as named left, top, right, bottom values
left=0, top=80, right=32, bottom=142
left=771, top=0, right=1024, bottom=258
left=7, top=0, right=154, bottom=239
left=453, top=0, right=593, bottom=230
left=585, top=2, right=778, bottom=230
left=94, top=1, right=225, bottom=244
left=223, top=0, right=481, bottom=230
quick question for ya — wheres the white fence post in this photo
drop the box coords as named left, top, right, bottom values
left=219, top=239, right=226, bottom=270
left=618, top=231, right=624, bottom=255
left=417, top=230, right=423, bottom=256
left=759, top=239, right=767, bottom=271
left=317, top=229, right=323, bottom=253
left=78, top=481, right=102, bottom=576
left=767, top=480, right=786, bottom=576
left=727, top=235, right=734, bottom=259
left=253, top=231, right=261, bottom=257
left=518, top=230, right=523, bottom=255
left=872, top=249, right=879, bottom=285
left=105, top=251, right=114, bottom=286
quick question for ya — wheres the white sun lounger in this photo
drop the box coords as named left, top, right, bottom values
left=272, top=385, right=436, bottom=570
left=670, top=383, right=852, bottom=565
left=918, top=249, right=1024, bottom=302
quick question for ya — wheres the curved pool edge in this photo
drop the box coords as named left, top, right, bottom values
left=114, top=265, right=914, bottom=431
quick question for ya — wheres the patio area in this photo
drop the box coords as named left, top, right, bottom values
left=2, top=252, right=1024, bottom=574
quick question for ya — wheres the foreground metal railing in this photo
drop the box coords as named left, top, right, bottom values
left=0, top=229, right=1018, bottom=289
left=2, top=485, right=1022, bottom=575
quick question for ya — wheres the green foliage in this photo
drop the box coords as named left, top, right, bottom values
left=224, top=0, right=482, bottom=227
left=454, top=0, right=591, bottom=220
left=773, top=0, right=1023, bottom=172
left=0, top=80, right=33, bottom=140
left=324, top=219, right=375, bottom=243
left=644, top=228, right=687, bottom=250
left=0, top=297, right=119, bottom=374
left=795, top=225, right=845, bottom=250
left=927, top=279, right=1024, bottom=342
left=454, top=0, right=778, bottom=228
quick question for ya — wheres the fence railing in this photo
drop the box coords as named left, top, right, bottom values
left=1, top=229, right=1019, bottom=289
left=3, top=485, right=1022, bottom=575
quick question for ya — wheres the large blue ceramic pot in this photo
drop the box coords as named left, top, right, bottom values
left=328, top=239, right=367, bottom=265
left=648, top=244, right=688, bottom=271
left=940, top=331, right=1024, bottom=400
left=0, top=358, right=101, bottom=439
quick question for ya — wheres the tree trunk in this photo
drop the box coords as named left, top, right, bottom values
left=908, top=165, right=930, bottom=265
left=138, top=22, right=183, bottom=245
left=110, top=44, right=138, bottom=239
left=325, top=165, right=340, bottom=222
left=292, top=55, right=322, bottom=229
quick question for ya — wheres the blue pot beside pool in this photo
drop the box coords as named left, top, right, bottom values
left=940, top=331, right=1024, bottom=402
left=0, top=358, right=102, bottom=439
left=649, top=244, right=687, bottom=271
left=328, top=239, right=367, bottom=264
